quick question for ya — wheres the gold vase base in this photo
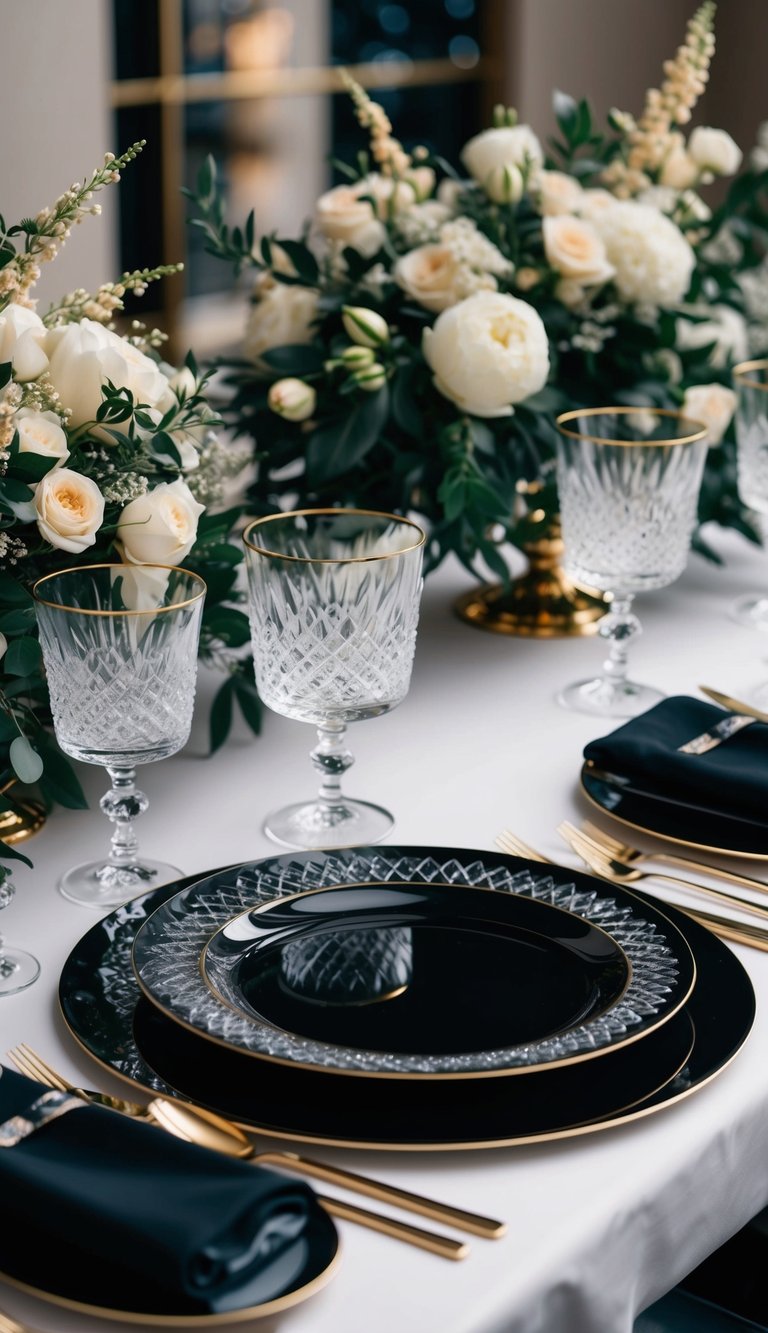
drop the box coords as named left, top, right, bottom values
left=0, top=797, right=47, bottom=844
left=454, top=571, right=607, bottom=639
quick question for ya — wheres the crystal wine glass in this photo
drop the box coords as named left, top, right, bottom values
left=555, top=407, right=708, bottom=717
left=243, top=508, right=425, bottom=849
left=0, top=869, right=39, bottom=995
left=732, top=360, right=768, bottom=629
left=33, top=563, right=206, bottom=907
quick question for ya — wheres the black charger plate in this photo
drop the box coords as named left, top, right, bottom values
left=58, top=858, right=756, bottom=1151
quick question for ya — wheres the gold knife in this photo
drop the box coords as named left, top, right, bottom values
left=699, top=685, right=768, bottom=725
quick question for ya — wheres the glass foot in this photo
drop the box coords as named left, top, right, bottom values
left=59, top=858, right=184, bottom=909
left=0, top=947, right=40, bottom=995
left=557, top=676, right=664, bottom=719
left=730, top=595, right=768, bottom=631
left=263, top=799, right=394, bottom=850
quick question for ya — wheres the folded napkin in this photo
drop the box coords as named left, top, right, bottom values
left=0, top=1067, right=317, bottom=1311
left=583, top=695, right=768, bottom=826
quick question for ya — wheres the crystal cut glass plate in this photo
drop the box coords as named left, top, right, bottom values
left=131, top=846, right=695, bottom=1079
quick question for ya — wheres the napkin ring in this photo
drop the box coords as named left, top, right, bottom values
left=678, top=713, right=756, bottom=755
left=0, top=1089, right=85, bottom=1147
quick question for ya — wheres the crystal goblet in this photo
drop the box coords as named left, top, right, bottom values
left=732, top=360, right=768, bottom=629
left=555, top=407, right=708, bottom=718
left=33, top=563, right=206, bottom=907
left=243, top=508, right=425, bottom=849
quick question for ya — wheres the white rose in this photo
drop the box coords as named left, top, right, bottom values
left=461, top=125, right=543, bottom=190
left=659, top=135, right=698, bottom=189
left=576, top=188, right=616, bottom=220
left=592, top=202, right=695, bottom=306
left=688, top=127, right=743, bottom=176
left=117, top=478, right=204, bottom=566
left=423, top=290, right=549, bottom=418
left=0, top=305, right=48, bottom=382
left=362, top=173, right=417, bottom=219
left=682, top=382, right=737, bottom=445
left=113, top=563, right=172, bottom=613
left=314, top=183, right=386, bottom=257
left=167, top=365, right=197, bottom=399
left=167, top=429, right=201, bottom=471
left=543, top=216, right=615, bottom=287
left=676, top=303, right=749, bottom=369
left=14, top=408, right=69, bottom=467
left=45, top=318, right=175, bottom=430
left=536, top=170, right=583, bottom=217
left=394, top=245, right=463, bottom=313
left=34, top=468, right=105, bottom=553
left=243, top=283, right=319, bottom=366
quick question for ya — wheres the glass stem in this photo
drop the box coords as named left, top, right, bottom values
left=310, top=724, right=354, bottom=817
left=100, top=767, right=149, bottom=869
left=0, top=935, right=18, bottom=979
left=599, top=595, right=642, bottom=689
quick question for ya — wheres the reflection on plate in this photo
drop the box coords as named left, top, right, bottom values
left=0, top=1207, right=339, bottom=1326
left=202, top=880, right=630, bottom=1059
left=581, top=762, right=768, bottom=860
left=132, top=847, right=694, bottom=1079
left=59, top=861, right=756, bottom=1150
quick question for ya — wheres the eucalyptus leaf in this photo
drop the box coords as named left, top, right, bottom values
left=9, top=735, right=44, bottom=785
left=306, top=386, right=390, bottom=484
left=4, top=636, right=41, bottom=677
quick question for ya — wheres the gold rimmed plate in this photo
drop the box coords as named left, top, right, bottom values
left=131, top=848, right=695, bottom=1080
left=581, top=762, right=768, bottom=860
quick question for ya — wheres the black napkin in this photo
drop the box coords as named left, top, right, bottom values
left=0, top=1067, right=316, bottom=1309
left=583, top=695, right=768, bottom=826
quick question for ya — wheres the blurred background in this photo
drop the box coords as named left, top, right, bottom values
left=6, top=0, right=766, bottom=361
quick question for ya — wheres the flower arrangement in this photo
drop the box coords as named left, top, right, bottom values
left=190, top=0, right=767, bottom=586
left=0, top=143, right=256, bottom=871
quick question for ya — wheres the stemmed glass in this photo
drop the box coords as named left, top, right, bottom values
left=0, top=871, right=39, bottom=995
left=732, top=360, right=768, bottom=629
left=33, top=563, right=206, bottom=907
left=243, top=508, right=425, bottom=849
left=555, top=407, right=708, bottom=718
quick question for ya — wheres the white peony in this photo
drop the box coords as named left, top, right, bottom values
left=676, top=303, right=749, bottom=369
left=45, top=318, right=175, bottom=429
left=314, top=183, right=386, bottom=257
left=34, top=468, right=105, bottom=553
left=592, top=202, right=695, bottom=306
left=0, top=305, right=48, bottom=382
left=423, top=291, right=549, bottom=418
left=682, top=382, right=737, bottom=445
left=543, top=216, right=615, bottom=288
left=688, top=126, right=743, bottom=176
left=117, top=478, right=204, bottom=565
left=461, top=125, right=543, bottom=191
left=243, top=283, right=319, bottom=366
left=14, top=408, right=69, bottom=467
left=536, top=170, right=583, bottom=217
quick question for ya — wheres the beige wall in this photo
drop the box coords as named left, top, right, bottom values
left=1, top=0, right=116, bottom=310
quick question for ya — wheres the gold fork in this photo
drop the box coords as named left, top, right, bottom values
left=557, top=822, right=768, bottom=924
left=580, top=819, right=768, bottom=895
left=496, top=830, right=768, bottom=951
left=6, top=1045, right=503, bottom=1247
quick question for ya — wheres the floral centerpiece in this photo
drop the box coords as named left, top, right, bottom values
left=190, top=0, right=767, bottom=589
left=0, top=143, right=256, bottom=874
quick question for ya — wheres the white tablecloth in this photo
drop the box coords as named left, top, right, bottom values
left=2, top=528, right=768, bottom=1333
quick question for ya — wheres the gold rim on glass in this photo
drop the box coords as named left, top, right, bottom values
left=31, top=563, right=207, bottom=616
left=556, top=406, right=708, bottom=448
left=243, top=508, right=426, bottom=564
left=733, top=359, right=768, bottom=392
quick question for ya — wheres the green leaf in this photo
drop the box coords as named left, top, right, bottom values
left=6, top=450, right=57, bottom=484
left=36, top=742, right=88, bottom=809
left=306, top=386, right=390, bottom=484
left=0, top=575, right=33, bottom=608
left=553, top=90, right=579, bottom=141
left=209, top=676, right=235, bottom=753
left=0, top=837, right=33, bottom=867
left=9, top=735, right=43, bottom=784
left=0, top=361, right=12, bottom=390
left=202, top=606, right=251, bottom=647
left=260, top=344, right=325, bottom=376
left=4, top=636, right=41, bottom=676
left=391, top=368, right=423, bottom=438
left=273, top=239, right=319, bottom=285
left=233, top=672, right=262, bottom=735
left=0, top=608, right=36, bottom=633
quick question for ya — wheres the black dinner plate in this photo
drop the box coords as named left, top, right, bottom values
left=581, top=762, right=768, bottom=859
left=58, top=858, right=756, bottom=1151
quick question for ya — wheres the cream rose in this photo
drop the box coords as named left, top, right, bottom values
left=394, top=245, right=463, bottom=313
left=314, top=183, right=386, bottom=257
left=536, top=170, right=583, bottom=217
left=243, top=283, right=319, bottom=366
left=659, top=135, right=697, bottom=189
left=117, top=478, right=204, bottom=566
left=543, top=216, right=615, bottom=288
left=688, top=126, right=743, bottom=176
left=14, top=408, right=69, bottom=467
left=34, top=468, right=105, bottom=553
left=461, top=125, right=543, bottom=190
left=576, top=188, right=615, bottom=221
left=0, top=305, right=48, bottom=382
left=423, top=290, right=549, bottom=418
left=45, top=318, right=175, bottom=430
left=592, top=202, right=695, bottom=306
left=682, top=383, right=737, bottom=446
